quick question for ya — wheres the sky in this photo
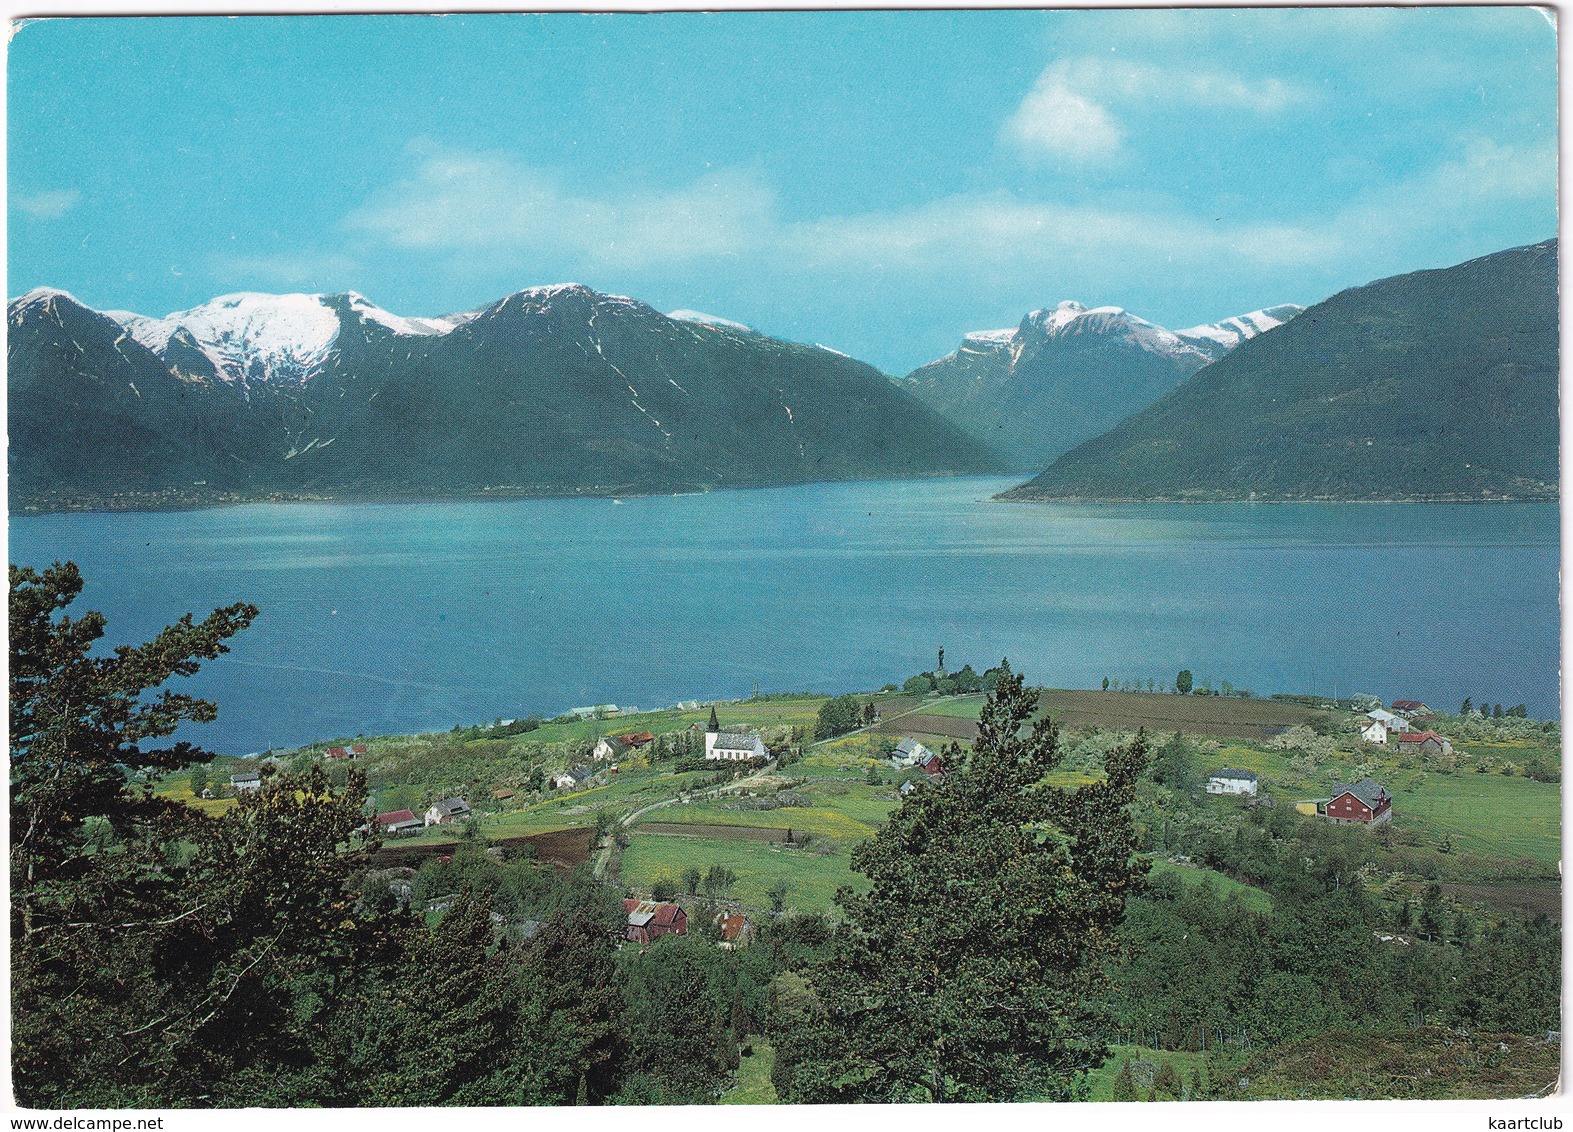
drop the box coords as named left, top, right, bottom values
left=7, top=8, right=1558, bottom=375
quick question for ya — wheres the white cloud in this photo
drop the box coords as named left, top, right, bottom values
left=346, top=147, right=774, bottom=272
left=1003, top=57, right=1310, bottom=161
left=1001, top=77, right=1123, bottom=163
left=14, top=188, right=81, bottom=219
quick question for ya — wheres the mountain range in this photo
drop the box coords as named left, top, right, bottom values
left=7, top=284, right=1003, bottom=510
left=1000, top=239, right=1559, bottom=502
left=898, top=301, right=1301, bottom=469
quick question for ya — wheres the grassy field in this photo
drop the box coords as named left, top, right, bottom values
left=720, top=1039, right=778, bottom=1104
left=1395, top=773, right=1560, bottom=866
left=1084, top=1045, right=1209, bottom=1101
left=1147, top=858, right=1273, bottom=913
left=618, top=832, right=864, bottom=915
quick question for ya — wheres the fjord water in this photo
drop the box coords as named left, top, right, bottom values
left=10, top=477, right=1559, bottom=754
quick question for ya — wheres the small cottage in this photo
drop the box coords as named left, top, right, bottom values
left=1206, top=769, right=1259, bottom=796
left=376, top=809, right=422, bottom=835
left=592, top=736, right=628, bottom=761
left=1326, top=778, right=1393, bottom=825
left=715, top=912, right=753, bottom=950
left=324, top=744, right=368, bottom=760
left=553, top=766, right=594, bottom=790
left=623, top=899, right=688, bottom=944
left=892, top=738, right=933, bottom=767
left=1396, top=731, right=1452, bottom=756
left=425, top=797, right=472, bottom=826
left=230, top=771, right=262, bottom=794
left=1359, top=718, right=1389, bottom=745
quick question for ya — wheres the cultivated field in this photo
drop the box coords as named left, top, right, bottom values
left=887, top=689, right=1328, bottom=741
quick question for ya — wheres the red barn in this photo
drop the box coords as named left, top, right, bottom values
left=1325, top=778, right=1393, bottom=825
left=619, top=731, right=656, bottom=748
left=623, top=899, right=688, bottom=944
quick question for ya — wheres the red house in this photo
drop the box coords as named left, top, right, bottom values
left=1325, top=778, right=1393, bottom=825
left=623, top=899, right=688, bottom=944
left=619, top=731, right=657, bottom=749
left=326, top=744, right=368, bottom=760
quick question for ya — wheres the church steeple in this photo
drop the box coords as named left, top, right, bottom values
left=708, top=706, right=720, bottom=733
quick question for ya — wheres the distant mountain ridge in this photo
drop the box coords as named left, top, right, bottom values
left=1000, top=240, right=1559, bottom=503
left=899, top=301, right=1301, bottom=468
left=8, top=284, right=1004, bottom=511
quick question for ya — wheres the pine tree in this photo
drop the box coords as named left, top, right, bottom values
left=1111, top=1059, right=1138, bottom=1101
left=774, top=671, right=1149, bottom=1102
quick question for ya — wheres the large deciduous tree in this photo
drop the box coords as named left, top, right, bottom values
left=772, top=671, right=1149, bottom=1102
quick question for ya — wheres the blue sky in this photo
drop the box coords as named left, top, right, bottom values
left=8, top=8, right=1557, bottom=374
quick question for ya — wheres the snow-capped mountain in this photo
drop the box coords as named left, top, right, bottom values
left=900, top=300, right=1302, bottom=469
left=8, top=283, right=1000, bottom=510
left=1003, top=240, right=1557, bottom=502
left=99, top=291, right=487, bottom=385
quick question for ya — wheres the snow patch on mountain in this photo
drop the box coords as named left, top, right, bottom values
left=937, top=300, right=1303, bottom=368
left=1175, top=304, right=1303, bottom=354
left=668, top=309, right=757, bottom=334
left=343, top=292, right=481, bottom=337
left=108, top=293, right=342, bottom=384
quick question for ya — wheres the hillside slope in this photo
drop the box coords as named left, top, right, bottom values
left=1000, top=240, right=1558, bottom=502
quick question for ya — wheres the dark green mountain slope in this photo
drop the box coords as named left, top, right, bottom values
left=8, top=285, right=1004, bottom=511
left=1000, top=240, right=1558, bottom=502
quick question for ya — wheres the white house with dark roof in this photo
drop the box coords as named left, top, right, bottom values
left=425, top=797, right=472, bottom=826
left=1206, top=768, right=1259, bottom=796
left=891, top=738, right=933, bottom=767
left=1359, top=718, right=1390, bottom=745
left=230, top=770, right=262, bottom=793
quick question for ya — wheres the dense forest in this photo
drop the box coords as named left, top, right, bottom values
left=10, top=564, right=1559, bottom=1107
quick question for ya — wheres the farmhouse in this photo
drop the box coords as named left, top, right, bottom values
left=230, top=771, right=262, bottom=793
left=592, top=735, right=629, bottom=761
left=554, top=766, right=594, bottom=790
left=1326, top=778, right=1393, bottom=825
left=376, top=809, right=422, bottom=835
left=620, top=731, right=656, bottom=749
left=1206, top=768, right=1259, bottom=796
left=916, top=750, right=948, bottom=783
left=425, top=797, right=472, bottom=826
left=324, top=744, right=367, bottom=760
left=1390, top=700, right=1433, bottom=721
left=1366, top=708, right=1406, bottom=728
left=892, top=738, right=933, bottom=767
left=1396, top=731, right=1452, bottom=756
left=623, top=899, right=688, bottom=944
left=1359, top=718, right=1389, bottom=745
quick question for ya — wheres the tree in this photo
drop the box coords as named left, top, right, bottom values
left=773, top=671, right=1149, bottom=1103
left=10, top=561, right=258, bottom=930
left=814, top=694, right=862, bottom=739
left=681, top=866, right=703, bottom=896
left=188, top=765, right=210, bottom=798
left=1103, top=677, right=1110, bottom=692
left=702, top=865, right=737, bottom=897
left=1111, top=1059, right=1138, bottom=1101
left=1460, top=697, right=1472, bottom=715
left=1175, top=670, right=1193, bottom=696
